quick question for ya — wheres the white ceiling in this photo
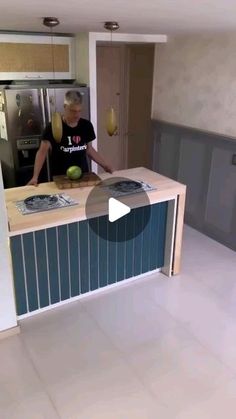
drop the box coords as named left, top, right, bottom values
left=1, top=0, right=236, bottom=34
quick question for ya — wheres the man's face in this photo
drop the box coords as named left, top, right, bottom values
left=64, top=104, right=82, bottom=124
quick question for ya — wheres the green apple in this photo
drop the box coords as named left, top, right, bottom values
left=66, top=166, right=82, bottom=180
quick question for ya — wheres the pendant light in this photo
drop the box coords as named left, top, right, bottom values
left=43, top=17, right=63, bottom=143
left=104, top=21, right=120, bottom=137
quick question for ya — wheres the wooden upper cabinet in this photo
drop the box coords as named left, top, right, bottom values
left=0, top=34, right=75, bottom=80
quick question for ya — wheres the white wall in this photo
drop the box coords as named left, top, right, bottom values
left=152, top=34, right=236, bottom=138
left=0, top=164, right=17, bottom=331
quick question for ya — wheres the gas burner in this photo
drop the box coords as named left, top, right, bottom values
left=24, top=194, right=58, bottom=210
left=16, top=194, right=78, bottom=215
left=111, top=180, right=142, bottom=193
left=100, top=180, right=156, bottom=197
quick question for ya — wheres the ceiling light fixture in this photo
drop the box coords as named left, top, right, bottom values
left=104, top=21, right=120, bottom=137
left=104, top=21, right=120, bottom=32
left=43, top=17, right=60, bottom=28
left=43, top=17, right=63, bottom=143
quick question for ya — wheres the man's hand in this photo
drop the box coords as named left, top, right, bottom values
left=27, top=176, right=39, bottom=186
left=26, top=141, right=50, bottom=186
left=86, top=144, right=113, bottom=174
left=103, top=164, right=113, bottom=174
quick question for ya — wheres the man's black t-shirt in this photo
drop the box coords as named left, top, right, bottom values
left=42, top=118, right=96, bottom=176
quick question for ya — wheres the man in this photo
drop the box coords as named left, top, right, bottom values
left=28, top=90, right=112, bottom=185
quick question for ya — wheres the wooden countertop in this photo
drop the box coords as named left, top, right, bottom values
left=5, top=167, right=186, bottom=236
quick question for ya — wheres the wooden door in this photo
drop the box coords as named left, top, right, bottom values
left=96, top=45, right=126, bottom=173
left=127, top=45, right=155, bottom=169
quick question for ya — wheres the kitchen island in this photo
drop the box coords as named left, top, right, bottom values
left=5, top=167, right=186, bottom=318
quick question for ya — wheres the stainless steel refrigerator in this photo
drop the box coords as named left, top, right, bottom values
left=0, top=85, right=90, bottom=188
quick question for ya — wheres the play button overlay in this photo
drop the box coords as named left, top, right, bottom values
left=85, top=176, right=151, bottom=242
left=108, top=198, right=131, bottom=222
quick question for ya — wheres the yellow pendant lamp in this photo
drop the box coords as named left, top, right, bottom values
left=51, top=111, right=63, bottom=143
left=106, top=107, right=117, bottom=136
left=104, top=22, right=120, bottom=137
left=43, top=17, right=63, bottom=143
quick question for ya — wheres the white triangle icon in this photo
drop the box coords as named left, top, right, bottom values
left=108, top=198, right=131, bottom=222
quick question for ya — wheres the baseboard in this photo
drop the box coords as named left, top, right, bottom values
left=18, top=268, right=162, bottom=320
left=0, top=325, right=20, bottom=340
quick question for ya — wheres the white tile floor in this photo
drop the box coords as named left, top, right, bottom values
left=0, top=225, right=236, bottom=419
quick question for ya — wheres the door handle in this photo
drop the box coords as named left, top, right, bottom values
left=25, top=75, right=43, bottom=79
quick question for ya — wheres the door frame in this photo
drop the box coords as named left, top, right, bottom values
left=88, top=32, right=167, bottom=173
left=96, top=43, right=129, bottom=171
left=0, top=163, right=17, bottom=333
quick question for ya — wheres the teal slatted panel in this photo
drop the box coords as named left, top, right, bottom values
left=89, top=218, right=99, bottom=291
left=108, top=220, right=117, bottom=284
left=46, top=228, right=60, bottom=304
left=149, top=204, right=161, bottom=271
left=10, top=236, right=27, bottom=315
left=141, top=205, right=152, bottom=273
left=23, top=233, right=38, bottom=312
left=68, top=223, right=80, bottom=297
left=11, top=201, right=168, bottom=316
left=58, top=225, right=70, bottom=301
left=133, top=207, right=143, bottom=276
left=125, top=212, right=135, bottom=279
left=34, top=230, right=49, bottom=308
left=79, top=220, right=89, bottom=294
left=157, top=202, right=168, bottom=267
left=98, top=216, right=108, bottom=288
left=116, top=216, right=126, bottom=282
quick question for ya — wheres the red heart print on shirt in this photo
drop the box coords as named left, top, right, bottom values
left=72, top=136, right=81, bottom=144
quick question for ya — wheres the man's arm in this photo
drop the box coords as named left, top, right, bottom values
left=86, top=143, right=113, bottom=174
left=28, top=141, right=51, bottom=186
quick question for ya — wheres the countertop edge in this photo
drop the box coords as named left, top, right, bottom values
left=6, top=168, right=186, bottom=236
left=8, top=193, right=181, bottom=237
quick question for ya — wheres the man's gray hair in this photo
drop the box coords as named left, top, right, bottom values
left=64, top=90, right=83, bottom=106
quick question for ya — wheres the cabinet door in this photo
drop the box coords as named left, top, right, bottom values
left=177, top=136, right=210, bottom=229
left=204, top=146, right=236, bottom=250
left=0, top=34, right=75, bottom=80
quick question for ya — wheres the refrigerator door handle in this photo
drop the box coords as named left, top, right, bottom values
left=40, top=89, right=51, bottom=181
left=45, top=89, right=52, bottom=122
left=39, top=88, right=47, bottom=129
